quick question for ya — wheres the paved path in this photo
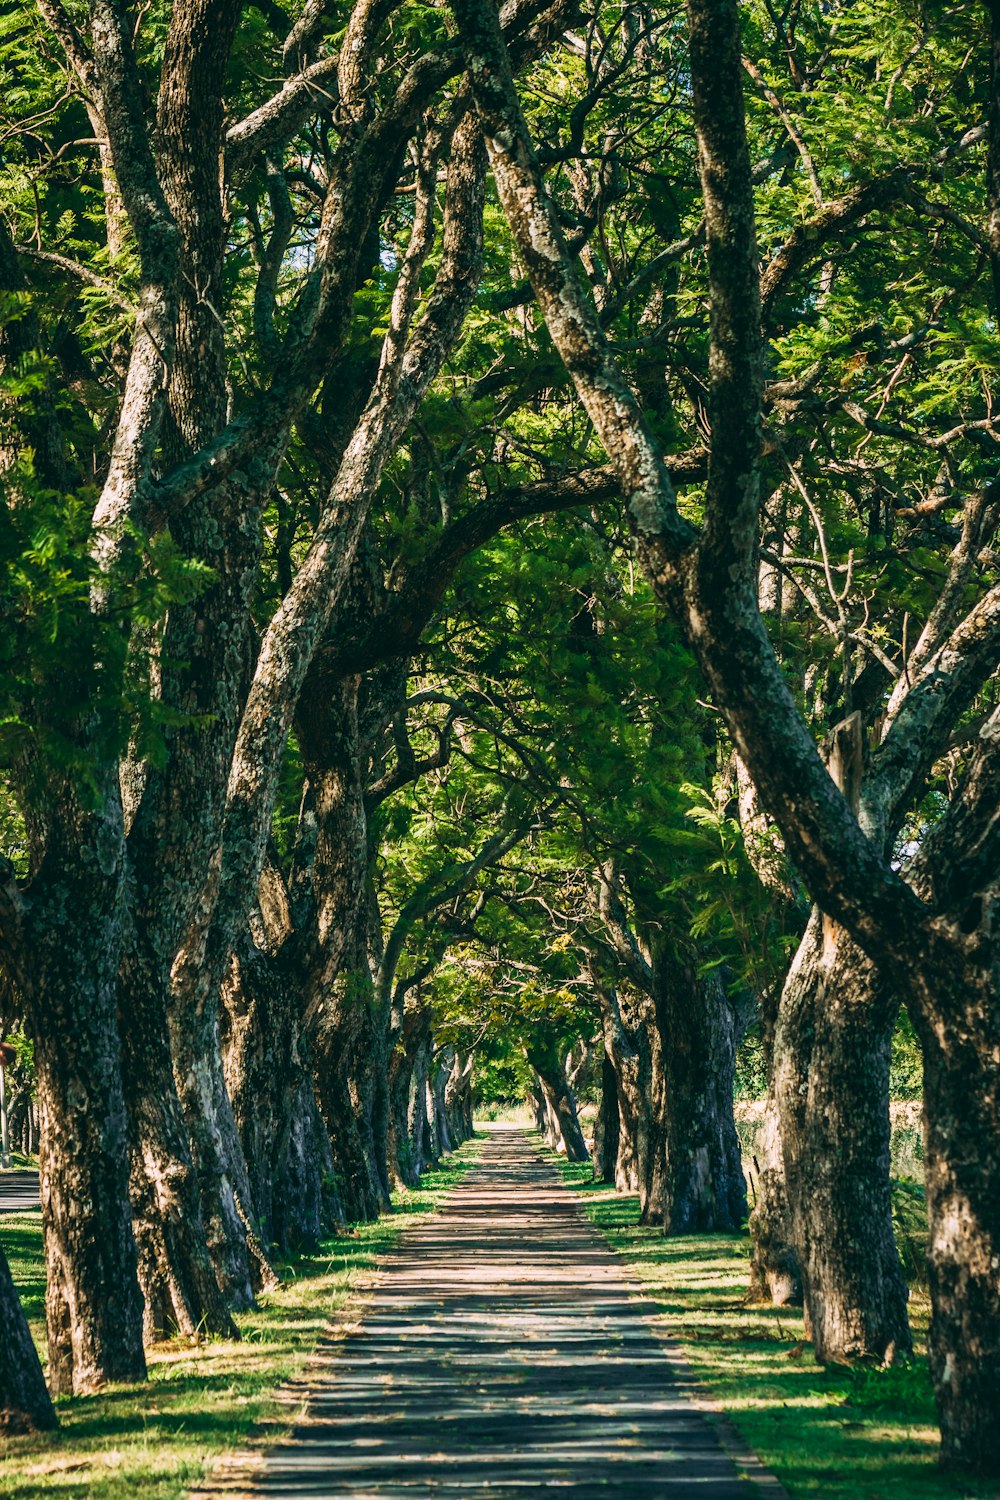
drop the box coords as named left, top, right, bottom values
left=0, top=1169, right=38, bottom=1215
left=241, top=1127, right=772, bottom=1499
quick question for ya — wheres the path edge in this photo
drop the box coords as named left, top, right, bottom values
left=536, top=1128, right=792, bottom=1500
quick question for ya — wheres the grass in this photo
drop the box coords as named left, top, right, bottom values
left=549, top=1152, right=1000, bottom=1500
left=0, top=1137, right=481, bottom=1500
left=1, top=1153, right=37, bottom=1172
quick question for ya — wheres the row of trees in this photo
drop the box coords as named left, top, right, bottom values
left=0, top=0, right=997, bottom=1475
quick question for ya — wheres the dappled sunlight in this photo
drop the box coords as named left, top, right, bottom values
left=247, top=1129, right=763, bottom=1499
left=0, top=1145, right=480, bottom=1500
left=549, top=1151, right=994, bottom=1500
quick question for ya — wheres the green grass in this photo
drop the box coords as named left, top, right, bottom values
left=1, top=1153, right=37, bottom=1171
left=0, top=1137, right=481, bottom=1499
left=549, top=1152, right=1000, bottom=1500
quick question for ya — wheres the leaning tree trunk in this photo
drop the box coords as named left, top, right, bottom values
left=775, top=912, right=911, bottom=1364
left=0, top=1243, right=56, bottom=1432
left=652, top=946, right=748, bottom=1234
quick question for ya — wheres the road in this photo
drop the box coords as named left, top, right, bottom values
left=0, top=1169, right=40, bottom=1215
left=219, top=1127, right=778, bottom=1499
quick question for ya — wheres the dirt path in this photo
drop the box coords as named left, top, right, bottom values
left=234, top=1126, right=775, bottom=1498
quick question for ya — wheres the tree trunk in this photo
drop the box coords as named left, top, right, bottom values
left=297, top=670, right=393, bottom=1223
left=653, top=948, right=748, bottom=1234
left=0, top=1243, right=56, bottom=1432
left=914, top=957, right=1000, bottom=1474
left=748, top=1095, right=801, bottom=1305
left=596, top=982, right=658, bottom=1206
left=526, top=1034, right=588, bottom=1163
left=444, top=1052, right=475, bottom=1146
left=27, top=891, right=146, bottom=1393
left=592, top=1050, right=620, bottom=1184
left=430, top=1050, right=455, bottom=1156
left=748, top=969, right=801, bottom=1306
left=120, top=936, right=239, bottom=1341
left=407, top=1025, right=434, bottom=1179
left=221, top=931, right=336, bottom=1249
left=9, top=769, right=146, bottom=1396
left=389, top=1003, right=432, bottom=1187
left=529, top=1075, right=548, bottom=1137
left=775, top=913, right=911, bottom=1364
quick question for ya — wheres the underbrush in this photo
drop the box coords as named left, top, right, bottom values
left=0, top=1139, right=479, bottom=1500
left=549, top=1150, right=998, bottom=1500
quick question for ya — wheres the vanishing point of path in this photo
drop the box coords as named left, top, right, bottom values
left=233, top=1126, right=780, bottom=1499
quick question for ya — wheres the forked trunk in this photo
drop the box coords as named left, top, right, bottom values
left=0, top=1244, right=56, bottom=1432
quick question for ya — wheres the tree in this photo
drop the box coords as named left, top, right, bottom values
left=453, top=0, right=1000, bottom=1470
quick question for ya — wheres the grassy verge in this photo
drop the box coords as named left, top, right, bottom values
left=0, top=1153, right=37, bottom=1172
left=548, top=1151, right=1000, bottom=1500
left=0, top=1137, right=481, bottom=1500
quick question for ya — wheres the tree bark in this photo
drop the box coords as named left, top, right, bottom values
left=775, top=913, right=911, bottom=1362
left=19, top=784, right=146, bottom=1395
left=299, top=672, right=391, bottom=1223
left=406, top=1022, right=434, bottom=1179
left=748, top=1093, right=800, bottom=1305
left=526, top=1033, right=588, bottom=1163
left=221, top=929, right=336, bottom=1249
left=430, top=1049, right=456, bottom=1157
left=444, top=1051, right=475, bottom=1145
left=120, top=935, right=238, bottom=1341
left=592, top=1050, right=620, bottom=1185
left=0, top=1243, right=56, bottom=1432
left=653, top=947, right=749, bottom=1234
left=388, top=1002, right=433, bottom=1187
left=592, top=978, right=643, bottom=1193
